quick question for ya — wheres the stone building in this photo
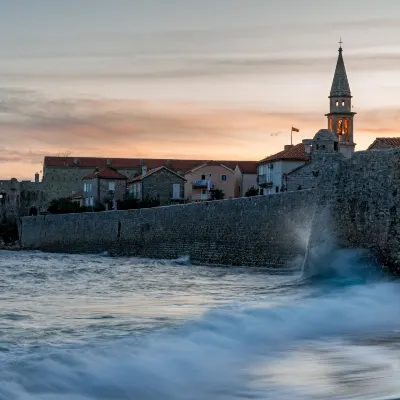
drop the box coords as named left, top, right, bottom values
left=257, top=144, right=309, bottom=195
left=128, top=166, right=186, bottom=205
left=283, top=44, right=357, bottom=192
left=285, top=129, right=343, bottom=192
left=83, top=167, right=127, bottom=210
left=325, top=43, right=356, bottom=158
left=0, top=174, right=45, bottom=221
left=42, top=157, right=258, bottom=202
left=368, top=138, right=400, bottom=150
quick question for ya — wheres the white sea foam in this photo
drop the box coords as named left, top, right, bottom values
left=1, top=272, right=399, bottom=399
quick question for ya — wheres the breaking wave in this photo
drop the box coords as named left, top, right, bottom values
left=1, top=247, right=399, bottom=399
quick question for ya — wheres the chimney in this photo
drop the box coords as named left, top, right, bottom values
left=284, top=145, right=294, bottom=151
left=142, top=166, right=147, bottom=176
left=34, top=172, right=40, bottom=183
left=302, top=139, right=312, bottom=156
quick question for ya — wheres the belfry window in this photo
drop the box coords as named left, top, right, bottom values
left=342, top=100, right=345, bottom=107
left=337, top=119, right=343, bottom=135
left=335, top=100, right=339, bottom=107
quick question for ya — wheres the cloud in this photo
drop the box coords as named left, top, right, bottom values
left=1, top=87, right=400, bottom=179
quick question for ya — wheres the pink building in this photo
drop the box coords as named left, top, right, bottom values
left=185, top=162, right=238, bottom=201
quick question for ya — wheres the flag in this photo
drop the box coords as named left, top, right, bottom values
left=291, top=127, right=300, bottom=132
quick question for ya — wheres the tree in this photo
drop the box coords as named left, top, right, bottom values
left=47, top=198, right=93, bottom=214
left=117, top=195, right=140, bottom=210
left=117, top=194, right=161, bottom=210
left=210, top=188, right=225, bottom=200
left=245, top=186, right=259, bottom=197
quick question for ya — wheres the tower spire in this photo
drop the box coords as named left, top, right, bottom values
left=325, top=42, right=356, bottom=159
left=330, top=40, right=351, bottom=98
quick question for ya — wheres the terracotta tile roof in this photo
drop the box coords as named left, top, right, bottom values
left=128, top=166, right=186, bottom=183
left=186, top=161, right=236, bottom=174
left=83, top=168, right=127, bottom=180
left=236, top=161, right=258, bottom=174
left=259, top=144, right=309, bottom=164
left=44, top=157, right=208, bottom=171
left=367, top=137, right=400, bottom=150
left=43, top=156, right=258, bottom=173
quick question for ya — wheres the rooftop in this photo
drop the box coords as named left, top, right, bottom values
left=44, top=156, right=258, bottom=173
left=330, top=46, right=351, bottom=98
left=368, top=137, right=400, bottom=149
left=259, top=143, right=309, bottom=164
left=128, top=166, right=186, bottom=183
left=83, top=168, right=127, bottom=180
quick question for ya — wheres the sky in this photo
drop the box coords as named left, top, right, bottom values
left=2, top=0, right=400, bottom=179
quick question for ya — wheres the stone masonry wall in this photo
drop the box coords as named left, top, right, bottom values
left=286, top=153, right=343, bottom=192
left=20, top=190, right=315, bottom=267
left=142, top=170, right=185, bottom=205
left=305, top=148, right=400, bottom=273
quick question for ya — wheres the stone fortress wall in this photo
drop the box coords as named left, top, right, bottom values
left=19, top=149, right=400, bottom=270
left=20, top=190, right=315, bottom=267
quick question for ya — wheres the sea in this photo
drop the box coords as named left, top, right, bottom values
left=1, top=248, right=400, bottom=400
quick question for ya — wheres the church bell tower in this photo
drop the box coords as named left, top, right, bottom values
left=325, top=40, right=356, bottom=158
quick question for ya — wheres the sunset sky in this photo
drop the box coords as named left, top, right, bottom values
left=2, top=0, right=400, bottom=179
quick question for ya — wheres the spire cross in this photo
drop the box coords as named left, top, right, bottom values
left=339, top=38, right=343, bottom=49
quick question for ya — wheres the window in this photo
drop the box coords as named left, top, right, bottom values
left=133, top=184, right=137, bottom=197
left=201, top=174, right=206, bottom=180
left=201, top=189, right=207, bottom=195
left=137, top=184, right=141, bottom=197
left=109, top=182, right=116, bottom=191
left=343, top=118, right=349, bottom=135
left=337, top=118, right=343, bottom=135
left=90, top=197, right=94, bottom=207
left=221, top=174, right=228, bottom=182
left=342, top=100, right=345, bottom=107
left=336, top=100, right=339, bottom=107
left=85, top=198, right=89, bottom=206
left=275, top=186, right=279, bottom=193
left=329, top=118, right=333, bottom=132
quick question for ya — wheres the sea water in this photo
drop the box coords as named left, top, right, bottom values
left=0, top=249, right=399, bottom=399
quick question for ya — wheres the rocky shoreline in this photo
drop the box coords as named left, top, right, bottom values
left=0, top=241, right=21, bottom=251
left=0, top=222, right=20, bottom=251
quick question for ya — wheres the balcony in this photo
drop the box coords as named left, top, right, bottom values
left=192, top=180, right=213, bottom=189
left=257, top=174, right=273, bottom=188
